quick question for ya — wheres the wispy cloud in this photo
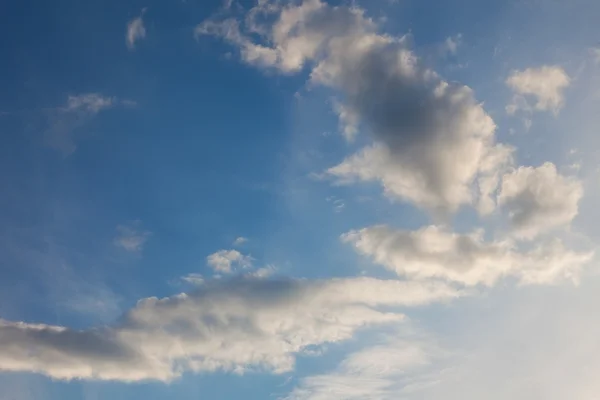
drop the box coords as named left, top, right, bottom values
left=248, top=264, right=277, bottom=278
left=126, top=9, right=147, bottom=50
left=442, top=33, right=462, bottom=56
left=65, top=93, right=115, bottom=113
left=45, top=93, right=134, bottom=154
left=285, top=332, right=442, bottom=400
left=233, top=236, right=248, bottom=246
left=113, top=221, right=151, bottom=253
left=326, top=196, right=345, bottom=213
left=181, top=273, right=205, bottom=285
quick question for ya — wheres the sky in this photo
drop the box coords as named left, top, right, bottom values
left=1, top=0, right=600, bottom=399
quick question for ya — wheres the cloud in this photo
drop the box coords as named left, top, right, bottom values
left=126, top=9, right=147, bottom=50
left=198, top=0, right=511, bottom=215
left=342, top=225, right=593, bottom=286
left=181, top=273, right=205, bottom=285
left=66, top=93, right=115, bottom=113
left=498, top=162, right=583, bottom=239
left=506, top=66, right=570, bottom=115
left=328, top=142, right=512, bottom=215
left=287, top=279, right=600, bottom=400
left=324, top=72, right=507, bottom=214
left=332, top=100, right=360, bottom=141
left=113, top=222, right=151, bottom=253
left=207, top=249, right=253, bottom=274
left=443, top=34, right=462, bottom=55
left=284, top=335, right=437, bottom=400
left=326, top=196, right=346, bottom=213
left=590, top=47, right=600, bottom=64
left=196, top=18, right=279, bottom=69
left=0, top=277, right=459, bottom=382
left=45, top=93, right=132, bottom=154
left=248, top=265, right=278, bottom=278
left=233, top=236, right=248, bottom=246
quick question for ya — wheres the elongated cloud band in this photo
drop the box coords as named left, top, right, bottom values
left=0, top=277, right=459, bottom=382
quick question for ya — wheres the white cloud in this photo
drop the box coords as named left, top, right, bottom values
left=233, top=236, right=248, bottom=246
left=114, top=222, right=151, bottom=253
left=506, top=66, right=570, bottom=115
left=207, top=249, right=253, bottom=274
left=126, top=9, right=147, bottom=50
left=498, top=162, right=583, bottom=239
left=343, top=225, right=592, bottom=286
left=198, top=0, right=511, bottom=214
left=285, top=335, right=437, bottom=400
left=0, top=277, right=459, bottom=382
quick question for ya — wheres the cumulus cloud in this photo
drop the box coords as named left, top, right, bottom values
left=198, top=0, right=511, bottom=214
left=342, top=225, right=592, bottom=286
left=498, top=162, right=583, bottom=239
left=114, top=221, right=151, bottom=252
left=506, top=66, right=570, bottom=115
left=126, top=9, right=147, bottom=50
left=207, top=249, right=253, bottom=274
left=0, top=277, right=459, bottom=382
left=45, top=93, right=133, bottom=154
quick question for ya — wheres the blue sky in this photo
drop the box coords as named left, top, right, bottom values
left=1, top=0, right=600, bottom=399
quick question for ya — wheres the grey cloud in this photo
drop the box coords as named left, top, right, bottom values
left=0, top=277, right=459, bottom=382
left=198, top=0, right=511, bottom=214
left=498, top=162, right=583, bottom=239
